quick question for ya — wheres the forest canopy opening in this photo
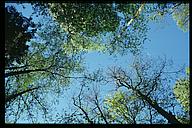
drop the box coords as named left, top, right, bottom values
left=5, top=2, right=189, bottom=124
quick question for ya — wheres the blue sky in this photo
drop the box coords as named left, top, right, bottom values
left=5, top=3, right=189, bottom=123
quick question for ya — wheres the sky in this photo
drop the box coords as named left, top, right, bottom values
left=5, top=3, right=189, bottom=123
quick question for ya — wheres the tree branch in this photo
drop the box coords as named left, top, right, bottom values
left=94, top=94, right=109, bottom=124
left=126, top=3, right=146, bottom=27
left=5, top=86, right=40, bottom=103
left=72, top=85, right=93, bottom=124
left=5, top=68, right=47, bottom=77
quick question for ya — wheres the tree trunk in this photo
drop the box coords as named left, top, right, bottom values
left=135, top=89, right=181, bottom=124
left=120, top=80, right=181, bottom=124
left=5, top=86, right=40, bottom=103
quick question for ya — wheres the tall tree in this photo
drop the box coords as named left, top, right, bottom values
left=106, top=56, right=184, bottom=124
left=63, top=56, right=187, bottom=124
left=5, top=7, right=85, bottom=123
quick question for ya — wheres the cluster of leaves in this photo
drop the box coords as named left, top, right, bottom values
left=62, top=33, right=106, bottom=54
left=147, top=3, right=189, bottom=32
left=5, top=6, right=37, bottom=67
left=104, top=91, right=141, bottom=123
left=172, top=4, right=189, bottom=32
left=47, top=3, right=119, bottom=37
left=173, top=68, right=190, bottom=113
left=32, top=3, right=152, bottom=55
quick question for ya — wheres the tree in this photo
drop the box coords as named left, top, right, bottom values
left=62, top=56, right=188, bottom=124
left=31, top=3, right=150, bottom=55
left=47, top=3, right=119, bottom=37
left=172, top=67, right=190, bottom=124
left=5, top=8, right=86, bottom=123
left=173, top=68, right=190, bottom=113
left=171, top=3, right=189, bottom=32
left=32, top=3, right=190, bottom=57
left=106, top=56, right=185, bottom=124
left=148, top=3, right=189, bottom=32
left=5, top=5, right=37, bottom=67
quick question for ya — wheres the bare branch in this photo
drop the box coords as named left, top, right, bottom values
left=72, top=84, right=93, bottom=124
left=93, top=93, right=109, bottom=124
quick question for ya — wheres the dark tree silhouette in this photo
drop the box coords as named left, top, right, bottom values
left=5, top=5, right=37, bottom=67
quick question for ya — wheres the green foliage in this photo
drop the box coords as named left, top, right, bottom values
left=48, top=3, right=119, bottom=37
left=172, top=4, right=189, bottom=32
left=173, top=67, right=189, bottom=113
left=147, top=3, right=189, bottom=32
left=104, top=91, right=139, bottom=123
left=32, top=3, right=150, bottom=55
left=62, top=33, right=106, bottom=54
left=176, top=116, right=190, bottom=124
left=104, top=91, right=129, bottom=123
left=186, top=67, right=189, bottom=75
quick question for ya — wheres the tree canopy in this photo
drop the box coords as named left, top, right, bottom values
left=5, top=5, right=37, bottom=67
left=173, top=68, right=190, bottom=113
left=4, top=2, right=189, bottom=124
